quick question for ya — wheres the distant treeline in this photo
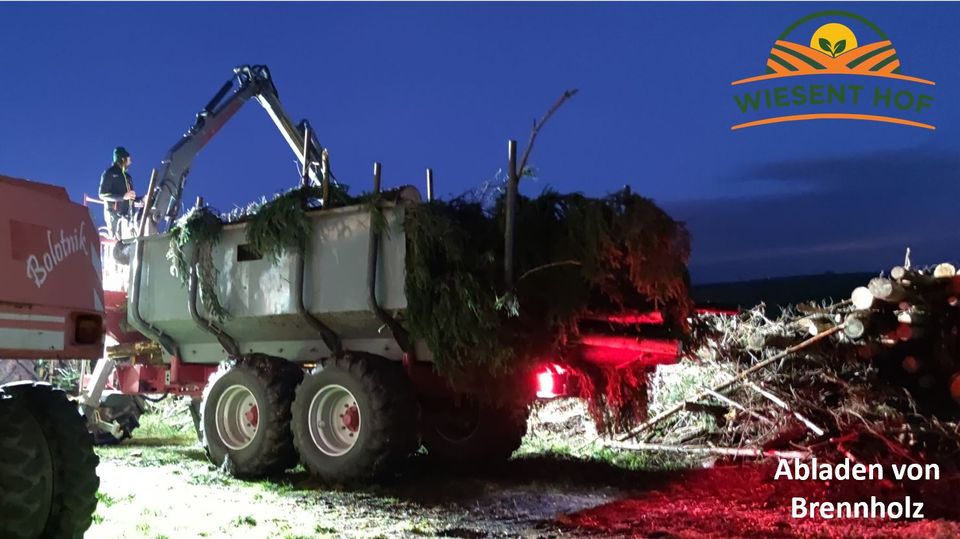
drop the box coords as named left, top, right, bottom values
left=691, top=272, right=876, bottom=313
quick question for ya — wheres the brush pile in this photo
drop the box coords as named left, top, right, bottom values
left=405, top=188, right=692, bottom=379
left=616, top=261, right=960, bottom=473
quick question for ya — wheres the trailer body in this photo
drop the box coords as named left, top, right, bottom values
left=133, top=203, right=412, bottom=365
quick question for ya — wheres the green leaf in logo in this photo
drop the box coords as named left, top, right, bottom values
left=818, top=38, right=832, bottom=55
left=833, top=40, right=846, bottom=56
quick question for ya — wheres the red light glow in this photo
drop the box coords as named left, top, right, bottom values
left=537, top=371, right=557, bottom=399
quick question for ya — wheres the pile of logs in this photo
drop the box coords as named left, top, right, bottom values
left=844, top=263, right=960, bottom=410
left=735, top=261, right=960, bottom=415
left=609, top=261, right=960, bottom=462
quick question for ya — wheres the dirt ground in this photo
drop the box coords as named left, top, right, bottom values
left=87, top=400, right=960, bottom=539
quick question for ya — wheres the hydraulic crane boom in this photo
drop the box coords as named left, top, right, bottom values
left=148, top=64, right=326, bottom=229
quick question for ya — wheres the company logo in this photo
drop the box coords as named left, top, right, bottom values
left=732, top=11, right=935, bottom=130
left=25, top=221, right=91, bottom=288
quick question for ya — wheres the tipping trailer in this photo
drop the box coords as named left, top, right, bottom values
left=0, top=175, right=104, bottom=539
left=124, top=187, right=684, bottom=481
left=88, top=64, right=685, bottom=482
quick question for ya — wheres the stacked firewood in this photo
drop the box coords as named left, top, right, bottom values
left=610, top=262, right=960, bottom=464
left=843, top=262, right=960, bottom=413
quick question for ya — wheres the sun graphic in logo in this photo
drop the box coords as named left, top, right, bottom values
left=810, top=23, right=858, bottom=58
left=733, top=11, right=934, bottom=83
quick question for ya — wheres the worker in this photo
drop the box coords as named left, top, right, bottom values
left=99, top=146, right=138, bottom=238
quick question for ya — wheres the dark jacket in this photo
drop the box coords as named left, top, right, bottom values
left=99, top=164, right=133, bottom=214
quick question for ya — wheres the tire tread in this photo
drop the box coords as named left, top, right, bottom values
left=3, top=383, right=100, bottom=539
left=200, top=355, right=303, bottom=477
left=292, top=353, right=418, bottom=483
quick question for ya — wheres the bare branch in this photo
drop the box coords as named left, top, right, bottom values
left=516, top=260, right=583, bottom=283
left=702, top=387, right=773, bottom=425
left=605, top=441, right=810, bottom=460
left=515, top=89, right=579, bottom=181
left=744, top=381, right=825, bottom=436
left=618, top=324, right=845, bottom=442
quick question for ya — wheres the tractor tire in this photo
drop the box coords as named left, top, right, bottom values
left=200, top=355, right=303, bottom=478
left=2, top=382, right=100, bottom=539
left=421, top=398, right=530, bottom=465
left=291, top=354, right=419, bottom=483
left=0, top=392, right=54, bottom=539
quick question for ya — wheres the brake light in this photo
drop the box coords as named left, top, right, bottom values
left=74, top=314, right=103, bottom=345
left=537, top=371, right=556, bottom=398
left=535, top=363, right=568, bottom=399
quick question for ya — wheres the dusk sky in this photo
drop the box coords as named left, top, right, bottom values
left=0, top=3, right=956, bottom=282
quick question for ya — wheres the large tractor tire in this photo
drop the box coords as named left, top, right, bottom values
left=291, top=354, right=419, bottom=483
left=2, top=382, right=100, bottom=539
left=0, top=392, right=54, bottom=539
left=200, top=355, right=303, bottom=478
left=421, top=398, right=530, bottom=465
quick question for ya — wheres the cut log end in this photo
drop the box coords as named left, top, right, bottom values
left=897, top=311, right=926, bottom=325
left=799, top=318, right=833, bottom=337
left=843, top=314, right=866, bottom=340
left=869, top=277, right=895, bottom=299
left=951, top=373, right=960, bottom=403
left=896, top=323, right=921, bottom=341
left=934, top=263, right=957, bottom=279
left=851, top=287, right=875, bottom=310
left=902, top=356, right=919, bottom=374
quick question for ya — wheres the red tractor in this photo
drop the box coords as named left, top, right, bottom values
left=0, top=174, right=104, bottom=539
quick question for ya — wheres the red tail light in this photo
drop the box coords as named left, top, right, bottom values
left=535, top=363, right=568, bottom=399
left=537, top=371, right=556, bottom=398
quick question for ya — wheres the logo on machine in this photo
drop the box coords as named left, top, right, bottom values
left=731, top=11, right=935, bottom=130
left=25, top=221, right=91, bottom=288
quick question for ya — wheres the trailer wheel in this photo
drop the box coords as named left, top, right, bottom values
left=291, top=354, right=418, bottom=483
left=2, top=382, right=100, bottom=539
left=0, top=392, right=54, bottom=539
left=421, top=398, right=529, bottom=465
left=200, top=355, right=303, bottom=477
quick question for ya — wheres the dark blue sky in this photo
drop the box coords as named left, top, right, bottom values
left=1, top=3, right=956, bottom=282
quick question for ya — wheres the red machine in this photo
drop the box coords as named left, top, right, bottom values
left=0, top=174, right=104, bottom=539
left=0, top=176, right=104, bottom=358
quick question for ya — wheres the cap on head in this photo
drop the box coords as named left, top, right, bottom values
left=113, top=146, right=131, bottom=163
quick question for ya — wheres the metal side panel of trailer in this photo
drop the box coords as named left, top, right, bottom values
left=132, top=203, right=409, bottom=364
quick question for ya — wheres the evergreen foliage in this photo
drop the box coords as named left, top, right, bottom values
left=245, top=186, right=323, bottom=261
left=166, top=205, right=228, bottom=321
left=403, top=187, right=693, bottom=379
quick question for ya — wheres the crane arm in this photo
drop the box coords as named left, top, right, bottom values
left=148, top=64, right=325, bottom=229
